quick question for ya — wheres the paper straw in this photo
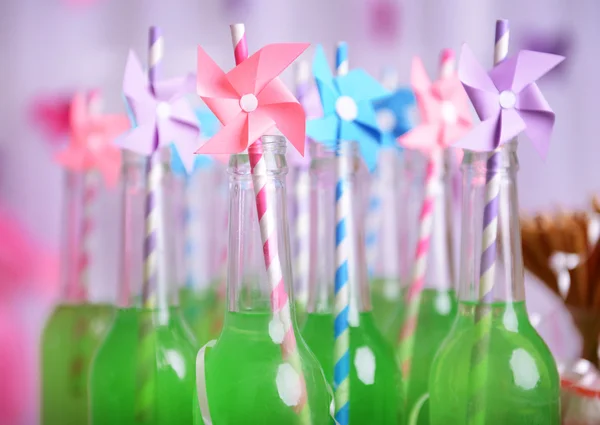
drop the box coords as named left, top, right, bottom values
left=397, top=150, right=440, bottom=384
left=292, top=62, right=313, bottom=309
left=365, top=170, right=382, bottom=278
left=135, top=25, right=165, bottom=424
left=230, top=23, right=311, bottom=422
left=333, top=41, right=352, bottom=425
left=466, top=19, right=508, bottom=425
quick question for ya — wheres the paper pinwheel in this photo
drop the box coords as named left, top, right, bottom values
left=116, top=51, right=199, bottom=171
left=195, top=43, right=310, bottom=156
left=54, top=92, right=129, bottom=187
left=454, top=45, right=565, bottom=157
left=398, top=56, right=472, bottom=154
left=170, top=108, right=220, bottom=175
left=373, top=87, right=415, bottom=148
left=306, top=45, right=388, bottom=170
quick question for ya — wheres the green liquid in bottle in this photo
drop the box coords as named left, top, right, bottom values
left=370, top=277, right=405, bottom=336
left=194, top=311, right=333, bottom=425
left=302, top=311, right=405, bottom=425
left=90, top=307, right=197, bottom=425
left=429, top=301, right=560, bottom=425
left=400, top=288, right=457, bottom=425
left=179, top=286, right=224, bottom=347
left=41, top=303, right=114, bottom=425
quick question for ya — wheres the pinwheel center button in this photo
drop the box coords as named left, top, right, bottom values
left=499, top=90, right=517, bottom=109
left=335, top=96, right=358, bottom=122
left=240, top=94, right=258, bottom=113
left=156, top=102, right=171, bottom=120
left=440, top=101, right=458, bottom=124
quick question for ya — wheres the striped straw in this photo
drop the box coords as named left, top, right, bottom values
left=293, top=62, right=312, bottom=309
left=333, top=41, right=351, bottom=425
left=68, top=169, right=97, bottom=398
left=134, top=25, right=165, bottom=423
left=365, top=170, right=382, bottom=278
left=230, top=23, right=311, bottom=422
left=397, top=150, right=441, bottom=384
left=69, top=91, right=102, bottom=396
left=466, top=19, right=508, bottom=425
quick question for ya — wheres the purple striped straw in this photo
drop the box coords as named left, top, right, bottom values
left=466, top=19, right=509, bottom=425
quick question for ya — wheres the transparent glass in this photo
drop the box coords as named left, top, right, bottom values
left=300, top=142, right=405, bottom=425
left=179, top=166, right=225, bottom=347
left=370, top=148, right=408, bottom=333
left=194, top=136, right=332, bottom=425
left=90, top=149, right=197, bottom=425
left=429, top=144, right=560, bottom=425
left=41, top=170, right=115, bottom=425
left=380, top=151, right=458, bottom=425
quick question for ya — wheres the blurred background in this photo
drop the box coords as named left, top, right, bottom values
left=1, top=0, right=598, bottom=423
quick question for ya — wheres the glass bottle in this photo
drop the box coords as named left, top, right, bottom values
left=369, top=147, right=409, bottom=334
left=301, top=142, right=405, bottom=425
left=90, top=149, right=197, bottom=425
left=40, top=170, right=115, bottom=425
left=428, top=143, right=560, bottom=424
left=386, top=150, right=458, bottom=424
left=178, top=165, right=226, bottom=346
left=193, top=136, right=332, bottom=425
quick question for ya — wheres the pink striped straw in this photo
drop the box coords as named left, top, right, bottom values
left=397, top=152, right=440, bottom=380
left=230, top=23, right=311, bottom=421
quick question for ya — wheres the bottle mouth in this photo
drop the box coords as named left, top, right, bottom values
left=247, top=134, right=287, bottom=155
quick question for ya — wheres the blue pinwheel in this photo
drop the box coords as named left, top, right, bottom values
left=306, top=45, right=388, bottom=170
left=171, top=107, right=220, bottom=175
left=373, top=86, right=415, bottom=148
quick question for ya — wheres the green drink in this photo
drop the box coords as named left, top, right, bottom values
left=302, top=311, right=404, bottom=424
left=429, top=301, right=560, bottom=424
left=41, top=303, right=114, bottom=425
left=195, top=311, right=332, bottom=425
left=370, top=277, right=404, bottom=337
left=179, top=286, right=224, bottom=346
left=401, top=288, right=457, bottom=424
left=90, top=307, right=197, bottom=425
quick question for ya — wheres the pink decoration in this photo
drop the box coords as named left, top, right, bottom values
left=30, top=94, right=72, bottom=145
left=0, top=207, right=58, bottom=296
left=399, top=55, right=472, bottom=154
left=368, top=0, right=401, bottom=42
left=55, top=92, right=129, bottom=187
left=195, top=43, right=311, bottom=156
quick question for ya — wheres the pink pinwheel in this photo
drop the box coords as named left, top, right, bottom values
left=399, top=55, right=472, bottom=154
left=195, top=43, right=310, bottom=155
left=454, top=44, right=564, bottom=157
left=116, top=51, right=199, bottom=170
left=54, top=91, right=129, bottom=187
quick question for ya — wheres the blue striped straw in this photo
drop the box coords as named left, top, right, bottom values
left=334, top=41, right=351, bottom=425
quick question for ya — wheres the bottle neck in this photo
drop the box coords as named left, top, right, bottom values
left=458, top=143, right=525, bottom=304
left=226, top=136, right=296, bottom=317
left=183, top=167, right=220, bottom=292
left=423, top=150, right=454, bottom=291
left=118, top=149, right=179, bottom=309
left=307, top=142, right=371, bottom=315
left=59, top=171, right=89, bottom=303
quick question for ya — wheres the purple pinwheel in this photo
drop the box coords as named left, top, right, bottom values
left=287, top=62, right=323, bottom=169
left=454, top=44, right=564, bottom=158
left=116, top=51, right=199, bottom=171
